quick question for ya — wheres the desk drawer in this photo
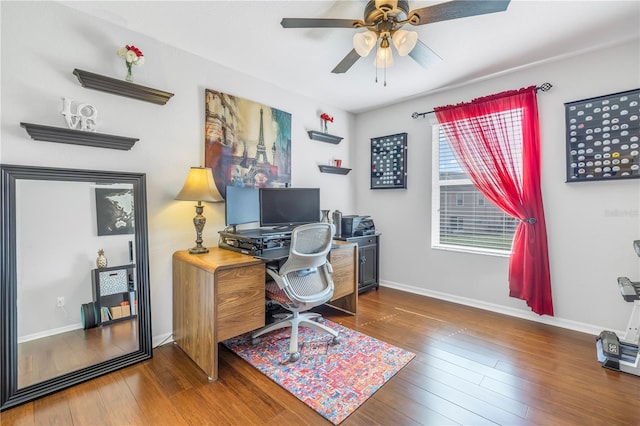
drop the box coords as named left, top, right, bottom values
left=216, top=264, right=265, bottom=341
left=329, top=244, right=357, bottom=301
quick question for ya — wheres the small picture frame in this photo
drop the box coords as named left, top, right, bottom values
left=564, top=88, right=640, bottom=182
left=95, top=188, right=135, bottom=236
left=371, top=133, right=407, bottom=189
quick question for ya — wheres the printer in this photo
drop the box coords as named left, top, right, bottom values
left=341, top=215, right=375, bottom=237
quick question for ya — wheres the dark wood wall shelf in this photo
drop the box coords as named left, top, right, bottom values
left=318, top=165, right=351, bottom=175
left=73, top=69, right=174, bottom=105
left=308, top=130, right=343, bottom=144
left=20, top=122, right=139, bottom=151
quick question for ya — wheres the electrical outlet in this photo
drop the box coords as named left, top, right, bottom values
left=57, top=296, right=65, bottom=307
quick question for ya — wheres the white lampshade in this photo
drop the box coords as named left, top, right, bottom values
left=353, top=31, right=377, bottom=57
left=392, top=29, right=418, bottom=56
left=373, top=46, right=394, bottom=68
left=175, top=167, right=223, bottom=202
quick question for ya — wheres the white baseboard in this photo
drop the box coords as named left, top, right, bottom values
left=151, top=282, right=624, bottom=348
left=380, top=280, right=625, bottom=337
left=18, top=323, right=83, bottom=343
left=153, top=331, right=174, bottom=348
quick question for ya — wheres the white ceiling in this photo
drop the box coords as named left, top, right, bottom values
left=60, top=0, right=640, bottom=113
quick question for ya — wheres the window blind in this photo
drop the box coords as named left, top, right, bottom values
left=432, top=119, right=522, bottom=254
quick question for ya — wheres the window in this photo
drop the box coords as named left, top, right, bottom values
left=431, top=126, right=520, bottom=255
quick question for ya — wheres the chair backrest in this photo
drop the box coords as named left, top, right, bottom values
left=279, top=222, right=335, bottom=277
left=275, top=222, right=335, bottom=306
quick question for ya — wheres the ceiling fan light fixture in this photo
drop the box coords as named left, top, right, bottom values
left=392, top=29, right=418, bottom=56
left=374, top=45, right=394, bottom=68
left=353, top=31, right=377, bottom=57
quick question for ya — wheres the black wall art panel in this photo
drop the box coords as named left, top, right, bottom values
left=565, top=88, right=640, bottom=182
left=371, top=133, right=407, bottom=189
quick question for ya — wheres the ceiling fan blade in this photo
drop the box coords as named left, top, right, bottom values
left=331, top=49, right=361, bottom=74
left=281, top=18, right=362, bottom=29
left=409, top=0, right=511, bottom=26
left=408, top=39, right=443, bottom=69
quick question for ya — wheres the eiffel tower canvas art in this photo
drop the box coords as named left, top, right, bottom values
left=204, top=89, right=292, bottom=199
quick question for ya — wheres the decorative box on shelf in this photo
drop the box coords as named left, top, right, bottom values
left=318, top=165, right=351, bottom=175
left=308, top=130, right=343, bottom=144
left=20, top=122, right=139, bottom=151
left=73, top=69, right=174, bottom=105
left=91, top=264, right=137, bottom=325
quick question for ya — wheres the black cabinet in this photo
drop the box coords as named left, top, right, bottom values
left=91, top=264, right=137, bottom=325
left=339, top=234, right=380, bottom=293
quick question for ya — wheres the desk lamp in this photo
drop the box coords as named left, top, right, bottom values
left=175, top=167, right=222, bottom=254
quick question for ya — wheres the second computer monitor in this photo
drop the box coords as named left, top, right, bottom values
left=259, top=187, right=320, bottom=229
left=225, top=186, right=260, bottom=231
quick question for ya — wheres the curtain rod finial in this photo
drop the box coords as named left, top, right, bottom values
left=537, top=82, right=552, bottom=92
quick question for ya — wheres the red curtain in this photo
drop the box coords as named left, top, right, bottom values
left=434, top=86, right=553, bottom=316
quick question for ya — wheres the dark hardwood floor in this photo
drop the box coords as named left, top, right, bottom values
left=3, top=287, right=639, bottom=425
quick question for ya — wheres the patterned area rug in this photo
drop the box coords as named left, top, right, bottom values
left=222, top=319, right=415, bottom=424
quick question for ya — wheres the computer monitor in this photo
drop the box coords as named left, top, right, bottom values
left=259, top=187, right=320, bottom=230
left=225, top=186, right=259, bottom=232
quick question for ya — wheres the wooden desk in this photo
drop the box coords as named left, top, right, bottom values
left=173, top=249, right=265, bottom=381
left=172, top=243, right=357, bottom=381
left=327, top=241, right=358, bottom=314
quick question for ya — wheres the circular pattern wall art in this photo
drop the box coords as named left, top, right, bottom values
left=565, top=88, right=640, bottom=182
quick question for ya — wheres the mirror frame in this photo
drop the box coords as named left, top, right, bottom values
left=1, top=164, right=152, bottom=411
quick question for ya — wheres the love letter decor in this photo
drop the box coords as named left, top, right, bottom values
left=61, top=97, right=98, bottom=132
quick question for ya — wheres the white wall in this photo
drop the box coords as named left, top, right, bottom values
left=2, top=1, right=639, bottom=344
left=1, top=1, right=355, bottom=344
left=355, top=39, right=640, bottom=335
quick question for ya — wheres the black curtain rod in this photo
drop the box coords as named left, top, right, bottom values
left=411, top=82, right=553, bottom=119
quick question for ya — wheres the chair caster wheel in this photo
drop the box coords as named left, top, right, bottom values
left=289, top=352, right=300, bottom=362
left=251, top=337, right=260, bottom=345
left=331, top=336, right=340, bottom=345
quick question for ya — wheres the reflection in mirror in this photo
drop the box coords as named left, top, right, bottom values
left=16, top=180, right=138, bottom=388
left=1, top=165, right=151, bottom=411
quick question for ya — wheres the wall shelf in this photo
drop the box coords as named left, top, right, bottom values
left=308, top=130, right=343, bottom=144
left=73, top=69, right=174, bottom=105
left=20, top=122, right=139, bottom=150
left=318, top=165, right=351, bottom=175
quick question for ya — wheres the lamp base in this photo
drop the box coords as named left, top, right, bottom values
left=188, top=202, right=209, bottom=255
left=188, top=245, right=209, bottom=255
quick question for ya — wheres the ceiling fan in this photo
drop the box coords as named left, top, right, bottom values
left=281, top=0, right=511, bottom=74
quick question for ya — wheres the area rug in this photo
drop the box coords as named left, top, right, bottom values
left=222, top=319, right=415, bottom=424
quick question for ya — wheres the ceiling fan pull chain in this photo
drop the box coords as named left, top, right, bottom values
left=375, top=45, right=379, bottom=84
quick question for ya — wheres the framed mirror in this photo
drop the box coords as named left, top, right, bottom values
left=1, top=164, right=152, bottom=411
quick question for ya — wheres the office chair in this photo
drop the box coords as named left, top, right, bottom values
left=252, top=222, right=339, bottom=362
